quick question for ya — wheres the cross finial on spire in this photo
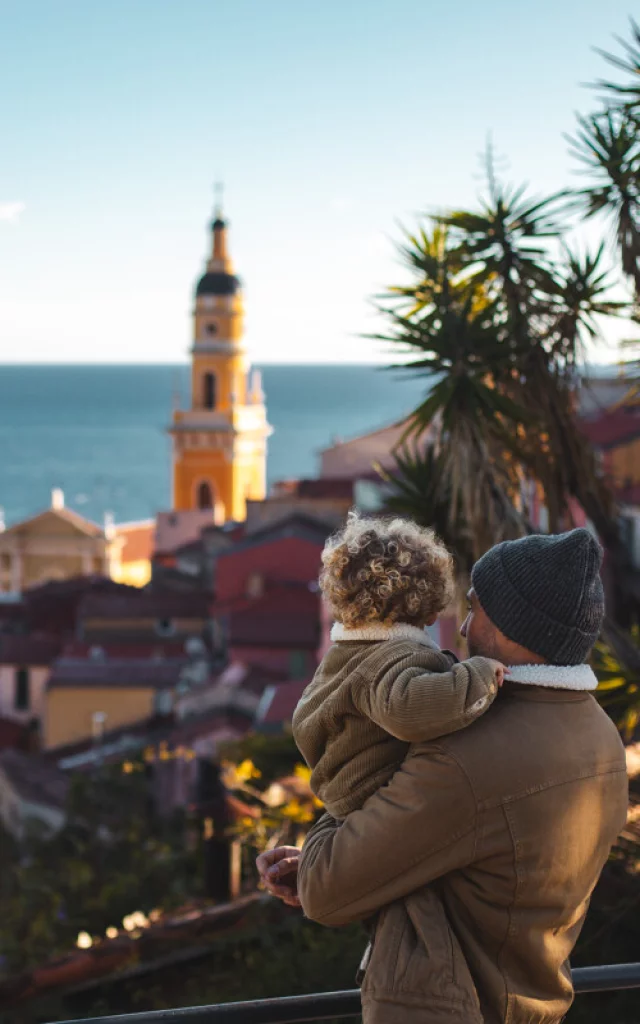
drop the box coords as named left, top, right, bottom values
left=214, top=181, right=224, bottom=218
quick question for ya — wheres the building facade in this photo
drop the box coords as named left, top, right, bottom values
left=169, top=201, right=271, bottom=523
left=0, top=490, right=116, bottom=594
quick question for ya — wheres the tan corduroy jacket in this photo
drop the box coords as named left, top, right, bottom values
left=298, top=671, right=629, bottom=1024
left=292, top=622, right=500, bottom=818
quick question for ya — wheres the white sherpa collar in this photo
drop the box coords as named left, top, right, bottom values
left=507, top=663, right=598, bottom=691
left=330, top=622, right=438, bottom=649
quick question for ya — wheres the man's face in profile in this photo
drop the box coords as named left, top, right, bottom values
left=460, top=588, right=500, bottom=660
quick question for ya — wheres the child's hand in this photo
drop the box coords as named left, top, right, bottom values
left=487, top=660, right=509, bottom=688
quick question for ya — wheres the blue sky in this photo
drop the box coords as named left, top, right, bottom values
left=0, top=0, right=636, bottom=364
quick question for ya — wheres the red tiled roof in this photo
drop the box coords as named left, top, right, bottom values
left=581, top=409, right=640, bottom=450
left=63, top=641, right=188, bottom=659
left=259, top=679, right=310, bottom=725
left=79, top=590, right=210, bottom=620
left=219, top=586, right=320, bottom=648
left=24, top=577, right=136, bottom=634
left=0, top=749, right=69, bottom=808
left=0, top=717, right=29, bottom=751
left=114, top=521, right=155, bottom=563
left=272, top=478, right=355, bottom=500
left=0, top=600, right=26, bottom=626
left=48, top=656, right=188, bottom=690
left=50, top=707, right=255, bottom=768
left=0, top=632, right=61, bottom=665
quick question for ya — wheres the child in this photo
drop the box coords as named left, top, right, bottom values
left=292, top=512, right=505, bottom=819
left=291, top=512, right=504, bottom=1024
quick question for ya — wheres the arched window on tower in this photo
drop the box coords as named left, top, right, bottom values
left=197, top=481, right=213, bottom=509
left=203, top=372, right=217, bottom=410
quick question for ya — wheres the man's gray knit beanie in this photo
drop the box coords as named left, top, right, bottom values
left=471, top=529, right=605, bottom=666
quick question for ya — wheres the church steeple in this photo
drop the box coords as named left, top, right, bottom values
left=209, top=183, right=230, bottom=268
left=196, top=187, right=240, bottom=300
left=168, top=193, right=272, bottom=523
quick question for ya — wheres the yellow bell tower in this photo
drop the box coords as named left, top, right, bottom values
left=169, top=192, right=271, bottom=522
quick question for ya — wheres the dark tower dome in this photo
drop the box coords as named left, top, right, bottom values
left=195, top=271, right=241, bottom=297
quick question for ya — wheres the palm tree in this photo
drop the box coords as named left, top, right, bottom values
left=594, top=621, right=640, bottom=739
left=372, top=223, right=529, bottom=565
left=377, top=446, right=480, bottom=575
left=594, top=17, right=640, bottom=121
left=567, top=111, right=640, bottom=297
left=510, top=243, right=624, bottom=543
left=440, top=173, right=562, bottom=359
left=377, top=159, right=627, bottom=596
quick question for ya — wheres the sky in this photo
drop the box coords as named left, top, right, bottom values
left=0, top=0, right=637, bottom=365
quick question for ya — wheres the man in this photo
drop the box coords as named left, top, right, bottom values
left=257, top=530, right=629, bottom=1023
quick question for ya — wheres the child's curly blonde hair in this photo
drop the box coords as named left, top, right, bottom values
left=320, top=511, right=455, bottom=629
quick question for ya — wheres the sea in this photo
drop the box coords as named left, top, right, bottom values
left=0, top=364, right=430, bottom=526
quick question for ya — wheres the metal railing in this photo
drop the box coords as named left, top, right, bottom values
left=55, top=962, right=640, bottom=1023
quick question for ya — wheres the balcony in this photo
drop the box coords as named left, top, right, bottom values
left=54, top=962, right=640, bottom=1023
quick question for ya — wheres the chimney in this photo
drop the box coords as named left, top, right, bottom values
left=51, top=488, right=65, bottom=510
left=104, top=511, right=115, bottom=541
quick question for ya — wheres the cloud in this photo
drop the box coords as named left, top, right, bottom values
left=0, top=202, right=26, bottom=224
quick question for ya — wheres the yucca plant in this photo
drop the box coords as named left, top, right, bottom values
left=567, top=110, right=640, bottom=298
left=594, top=17, right=640, bottom=121
left=593, top=623, right=640, bottom=739
left=373, top=222, right=530, bottom=564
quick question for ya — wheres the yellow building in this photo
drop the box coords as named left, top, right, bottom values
left=109, top=519, right=155, bottom=587
left=0, top=490, right=117, bottom=593
left=169, top=198, right=271, bottom=522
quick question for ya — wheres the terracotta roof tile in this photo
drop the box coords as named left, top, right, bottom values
left=258, top=679, right=310, bottom=725
left=114, top=520, right=155, bottom=563
left=0, top=717, right=29, bottom=751
left=0, top=749, right=69, bottom=808
left=48, top=656, right=188, bottom=690
left=63, top=641, right=188, bottom=659
left=0, top=632, right=61, bottom=665
left=218, top=586, right=320, bottom=648
left=79, top=590, right=210, bottom=620
left=581, top=409, right=640, bottom=449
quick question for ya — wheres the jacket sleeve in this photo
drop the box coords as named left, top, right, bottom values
left=298, top=744, right=477, bottom=926
left=352, top=655, right=499, bottom=742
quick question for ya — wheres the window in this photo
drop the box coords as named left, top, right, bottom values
left=197, top=481, right=213, bottom=509
left=15, top=668, right=30, bottom=711
left=156, top=618, right=176, bottom=637
left=206, top=323, right=217, bottom=336
left=203, top=373, right=216, bottom=410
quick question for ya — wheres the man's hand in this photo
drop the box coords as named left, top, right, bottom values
left=256, top=846, right=302, bottom=907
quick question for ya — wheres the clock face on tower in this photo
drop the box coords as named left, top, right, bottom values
left=206, top=323, right=218, bottom=337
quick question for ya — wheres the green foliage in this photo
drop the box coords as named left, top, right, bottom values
left=0, top=764, right=198, bottom=976
left=594, top=626, right=640, bottom=738
left=376, top=25, right=640, bottom=582
left=21, top=908, right=365, bottom=1024
left=218, top=731, right=301, bottom=789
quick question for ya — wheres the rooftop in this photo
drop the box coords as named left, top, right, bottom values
left=47, top=656, right=189, bottom=690
left=0, top=631, right=61, bottom=665
left=217, top=585, right=320, bottom=648
left=0, top=749, right=69, bottom=808
left=78, top=589, right=210, bottom=621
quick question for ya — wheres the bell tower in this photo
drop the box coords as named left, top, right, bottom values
left=169, top=190, right=271, bottom=522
